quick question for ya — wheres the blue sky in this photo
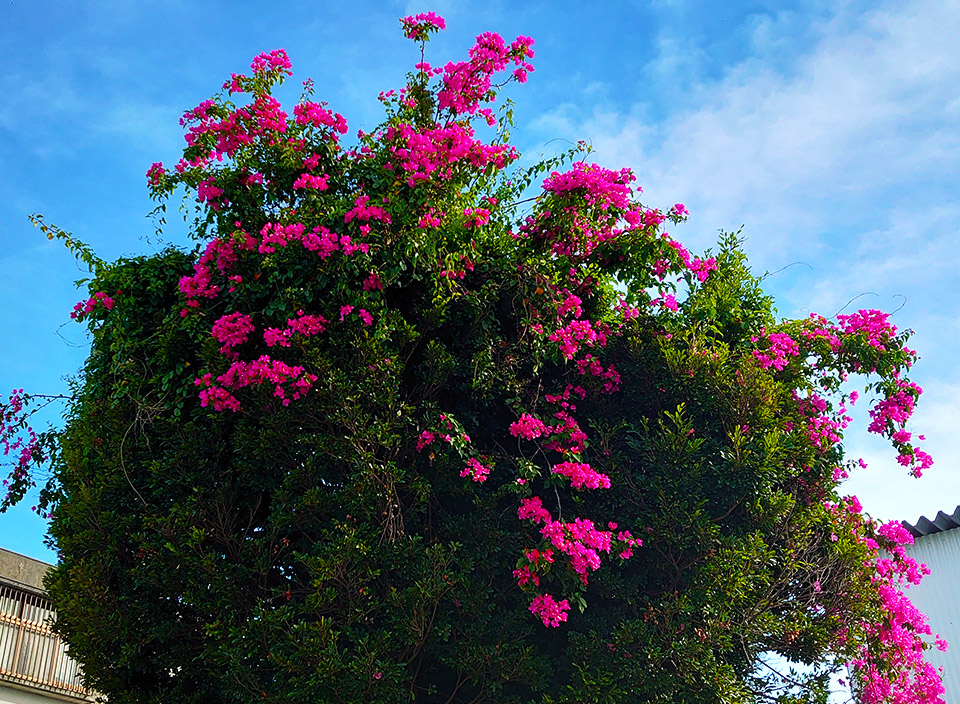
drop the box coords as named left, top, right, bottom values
left=1, top=0, right=958, bottom=563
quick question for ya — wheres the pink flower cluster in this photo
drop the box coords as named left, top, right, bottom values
left=517, top=496, right=612, bottom=584
left=70, top=292, right=115, bottom=321
left=556, top=292, right=582, bottom=319
left=287, top=310, right=327, bottom=337
left=857, top=587, right=946, bottom=704
left=180, top=90, right=294, bottom=162
left=874, top=521, right=924, bottom=584
left=416, top=430, right=435, bottom=451
left=513, top=564, right=539, bottom=587
left=866, top=380, right=931, bottom=476
left=293, top=100, right=348, bottom=139
left=211, top=312, right=254, bottom=355
left=344, top=195, right=392, bottom=225
left=528, top=593, right=569, bottom=628
left=515, top=169, right=698, bottom=271
left=614, top=299, right=640, bottom=323
left=576, top=355, right=620, bottom=393
left=650, top=293, right=679, bottom=312
left=174, top=152, right=214, bottom=174
left=399, top=11, right=446, bottom=41
left=543, top=411, right=589, bottom=455
left=258, top=222, right=368, bottom=258
left=896, top=448, right=933, bottom=477
left=788, top=311, right=931, bottom=477
left=664, top=238, right=717, bottom=283
left=544, top=383, right=586, bottom=409
left=1, top=390, right=44, bottom=506
left=253, top=95, right=289, bottom=133
left=624, top=207, right=667, bottom=229
left=799, top=314, right=842, bottom=351
left=179, top=264, right=220, bottom=312
left=146, top=162, right=165, bottom=186
left=438, top=254, right=474, bottom=280
left=838, top=309, right=896, bottom=351
left=509, top=413, right=549, bottom=440
left=548, top=319, right=607, bottom=360
left=177, top=231, right=261, bottom=311
left=544, top=515, right=611, bottom=583
left=258, top=222, right=304, bottom=253
left=543, top=162, right=635, bottom=211
left=518, top=207, right=622, bottom=260
left=197, top=178, right=226, bottom=211
left=551, top=461, right=610, bottom=490
left=385, top=122, right=518, bottom=188
left=195, top=355, right=318, bottom=411
left=868, top=382, right=918, bottom=435
left=436, top=32, right=534, bottom=117
left=337, top=305, right=373, bottom=326
left=689, top=256, right=719, bottom=282
left=250, top=49, right=293, bottom=77
left=412, top=416, right=493, bottom=485
left=751, top=331, right=800, bottom=371
left=181, top=105, right=251, bottom=157
left=362, top=272, right=383, bottom=291
left=460, top=457, right=491, bottom=483
left=417, top=208, right=443, bottom=229
left=462, top=207, right=490, bottom=229
left=518, top=497, right=638, bottom=593
left=292, top=173, right=330, bottom=190
left=795, top=391, right=850, bottom=451
left=263, top=310, right=328, bottom=348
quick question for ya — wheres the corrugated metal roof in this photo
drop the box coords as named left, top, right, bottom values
left=903, top=504, right=960, bottom=538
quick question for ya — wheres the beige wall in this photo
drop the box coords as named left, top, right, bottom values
left=0, top=549, right=49, bottom=594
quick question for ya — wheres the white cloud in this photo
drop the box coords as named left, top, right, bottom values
left=844, top=380, right=960, bottom=523
left=531, top=0, right=960, bottom=257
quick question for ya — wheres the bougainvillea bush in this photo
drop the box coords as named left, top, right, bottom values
left=1, top=14, right=947, bottom=704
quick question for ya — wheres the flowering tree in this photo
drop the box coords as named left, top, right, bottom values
left=1, top=14, right=947, bottom=704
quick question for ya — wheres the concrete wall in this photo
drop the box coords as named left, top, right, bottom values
left=0, top=682, right=87, bottom=704
left=0, top=550, right=49, bottom=594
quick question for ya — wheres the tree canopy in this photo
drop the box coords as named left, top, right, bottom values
left=1, top=13, right=946, bottom=704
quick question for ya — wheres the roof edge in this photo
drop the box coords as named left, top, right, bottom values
left=902, top=504, right=960, bottom=538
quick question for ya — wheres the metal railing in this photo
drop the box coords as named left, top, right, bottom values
left=0, top=581, right=93, bottom=699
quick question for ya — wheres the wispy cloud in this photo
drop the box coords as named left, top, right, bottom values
left=530, top=0, right=960, bottom=259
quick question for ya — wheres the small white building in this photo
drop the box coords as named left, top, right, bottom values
left=0, top=547, right=95, bottom=703
left=902, top=505, right=960, bottom=704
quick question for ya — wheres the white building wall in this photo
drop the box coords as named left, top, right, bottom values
left=902, top=527, right=960, bottom=703
left=0, top=682, right=82, bottom=704
left=0, top=548, right=94, bottom=703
